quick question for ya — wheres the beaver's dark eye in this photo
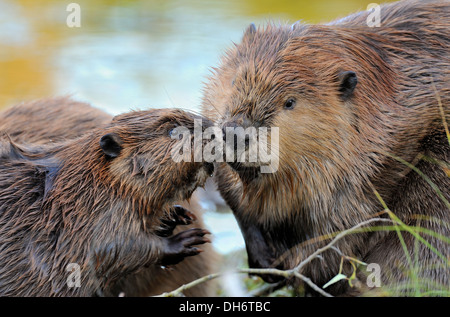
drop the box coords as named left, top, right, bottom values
left=284, top=98, right=296, bottom=110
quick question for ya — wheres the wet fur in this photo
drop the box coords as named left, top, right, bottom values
left=203, top=0, right=449, bottom=295
left=0, top=99, right=214, bottom=296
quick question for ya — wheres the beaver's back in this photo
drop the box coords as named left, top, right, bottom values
left=0, top=97, right=112, bottom=144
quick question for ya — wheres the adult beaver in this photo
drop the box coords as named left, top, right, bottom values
left=0, top=97, right=218, bottom=296
left=0, top=105, right=214, bottom=296
left=202, top=0, right=449, bottom=295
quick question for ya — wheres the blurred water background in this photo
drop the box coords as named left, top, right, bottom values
left=0, top=0, right=391, bottom=255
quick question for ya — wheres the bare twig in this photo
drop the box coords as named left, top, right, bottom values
left=291, top=271, right=333, bottom=297
left=156, top=273, right=222, bottom=297
left=156, top=217, right=394, bottom=297
left=247, top=280, right=286, bottom=297
left=294, top=218, right=393, bottom=273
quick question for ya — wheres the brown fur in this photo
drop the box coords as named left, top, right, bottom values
left=0, top=100, right=215, bottom=296
left=202, top=0, right=449, bottom=295
left=110, top=199, right=218, bottom=297
left=0, top=97, right=219, bottom=296
left=0, top=97, right=112, bottom=144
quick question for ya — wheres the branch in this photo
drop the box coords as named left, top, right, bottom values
left=155, top=217, right=394, bottom=297
left=294, top=218, right=393, bottom=273
left=156, top=273, right=222, bottom=297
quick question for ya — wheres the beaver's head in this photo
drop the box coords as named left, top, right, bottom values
left=202, top=23, right=375, bottom=183
left=97, top=109, right=214, bottom=212
left=202, top=23, right=395, bottom=280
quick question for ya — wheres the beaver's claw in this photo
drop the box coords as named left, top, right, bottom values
left=159, top=228, right=211, bottom=266
left=156, top=205, right=197, bottom=237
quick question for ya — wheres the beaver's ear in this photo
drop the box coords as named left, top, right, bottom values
left=243, top=23, right=257, bottom=40
left=338, top=71, right=358, bottom=99
left=100, top=133, right=123, bottom=158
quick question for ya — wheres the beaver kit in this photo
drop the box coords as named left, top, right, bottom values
left=0, top=104, right=214, bottom=296
left=202, top=0, right=449, bottom=295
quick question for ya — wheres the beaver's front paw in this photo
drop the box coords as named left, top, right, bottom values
left=159, top=228, right=211, bottom=266
left=156, top=205, right=197, bottom=237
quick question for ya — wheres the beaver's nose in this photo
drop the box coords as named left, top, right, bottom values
left=222, top=122, right=252, bottom=152
left=222, top=121, right=239, bottom=141
left=221, top=116, right=253, bottom=144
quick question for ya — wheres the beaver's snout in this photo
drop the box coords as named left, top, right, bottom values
left=221, top=115, right=255, bottom=146
left=221, top=115, right=261, bottom=165
left=222, top=122, right=250, bottom=150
